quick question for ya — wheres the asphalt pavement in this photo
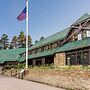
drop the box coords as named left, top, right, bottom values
left=0, top=75, right=65, bottom=90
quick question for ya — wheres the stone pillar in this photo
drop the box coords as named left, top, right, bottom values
left=32, top=59, right=36, bottom=66
left=41, top=57, right=45, bottom=65
left=54, top=52, right=66, bottom=67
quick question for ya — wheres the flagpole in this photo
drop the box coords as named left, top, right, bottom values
left=25, top=0, right=29, bottom=69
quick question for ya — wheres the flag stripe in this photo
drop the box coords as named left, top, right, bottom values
left=17, top=7, right=26, bottom=21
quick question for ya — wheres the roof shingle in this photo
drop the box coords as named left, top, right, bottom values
left=0, top=48, right=25, bottom=64
left=29, top=28, right=69, bottom=50
left=56, top=37, right=90, bottom=53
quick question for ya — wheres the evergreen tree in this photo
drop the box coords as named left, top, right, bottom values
left=26, top=35, right=32, bottom=47
left=1, top=34, right=9, bottom=49
left=18, top=31, right=32, bottom=48
left=18, top=31, right=25, bottom=48
left=0, top=39, right=3, bottom=49
left=10, top=36, right=18, bottom=49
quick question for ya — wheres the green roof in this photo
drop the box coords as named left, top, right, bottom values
left=73, top=13, right=90, bottom=25
left=28, top=48, right=58, bottom=59
left=29, top=28, right=69, bottom=51
left=18, top=56, right=25, bottom=63
left=56, top=37, right=90, bottom=53
left=28, top=38, right=90, bottom=59
left=0, top=48, right=25, bottom=64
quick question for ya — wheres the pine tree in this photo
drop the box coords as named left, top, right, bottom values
left=10, top=36, right=18, bottom=49
left=1, top=34, right=9, bottom=49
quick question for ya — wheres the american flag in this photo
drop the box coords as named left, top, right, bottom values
left=17, top=7, right=26, bottom=21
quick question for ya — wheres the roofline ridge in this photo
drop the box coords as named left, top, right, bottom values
left=72, top=13, right=90, bottom=25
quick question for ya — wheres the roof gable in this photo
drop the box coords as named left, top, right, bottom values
left=73, top=13, right=90, bottom=25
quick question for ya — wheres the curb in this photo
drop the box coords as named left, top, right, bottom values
left=25, top=78, right=67, bottom=90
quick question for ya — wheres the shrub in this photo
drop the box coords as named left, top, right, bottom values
left=17, top=63, right=25, bottom=69
left=5, top=65, right=18, bottom=69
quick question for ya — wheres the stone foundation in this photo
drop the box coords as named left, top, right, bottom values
left=54, top=52, right=66, bottom=66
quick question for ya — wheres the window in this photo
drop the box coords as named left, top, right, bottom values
left=32, top=50, right=36, bottom=54
left=83, top=51, right=89, bottom=65
left=83, top=30, right=87, bottom=38
left=66, top=53, right=77, bottom=65
left=52, top=44, right=55, bottom=49
left=77, top=52, right=83, bottom=65
left=57, top=41, right=61, bottom=47
left=78, top=33, right=82, bottom=40
left=44, top=46, right=48, bottom=50
left=66, top=54, right=71, bottom=65
left=87, top=30, right=90, bottom=37
left=74, top=35, right=78, bottom=41
left=57, top=42, right=59, bottom=47
left=28, top=51, right=32, bottom=54
left=38, top=48, right=42, bottom=52
left=70, top=53, right=77, bottom=65
left=48, top=44, right=52, bottom=49
left=54, top=43, right=58, bottom=48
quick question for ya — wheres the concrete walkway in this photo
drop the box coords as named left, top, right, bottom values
left=0, top=75, right=65, bottom=90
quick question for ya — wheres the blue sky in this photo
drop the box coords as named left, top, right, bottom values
left=0, top=0, right=90, bottom=43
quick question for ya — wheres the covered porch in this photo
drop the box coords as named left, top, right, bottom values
left=28, top=55, right=54, bottom=66
left=28, top=49, right=56, bottom=66
left=66, top=47, right=90, bottom=65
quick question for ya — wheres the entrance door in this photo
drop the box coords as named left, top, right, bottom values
left=45, top=56, right=54, bottom=65
left=36, top=60, right=41, bottom=66
left=70, top=53, right=77, bottom=65
left=66, top=53, right=77, bottom=65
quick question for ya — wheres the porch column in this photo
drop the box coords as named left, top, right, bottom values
left=76, top=51, right=78, bottom=65
left=41, top=57, right=45, bottom=65
left=32, top=59, right=36, bottom=66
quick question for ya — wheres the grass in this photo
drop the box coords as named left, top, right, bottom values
left=25, top=64, right=90, bottom=73
left=4, top=63, right=90, bottom=71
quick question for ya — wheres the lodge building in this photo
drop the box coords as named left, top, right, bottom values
left=0, top=13, right=90, bottom=66
left=27, top=13, right=90, bottom=66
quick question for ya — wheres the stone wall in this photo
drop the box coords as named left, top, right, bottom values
left=54, top=52, right=66, bottom=66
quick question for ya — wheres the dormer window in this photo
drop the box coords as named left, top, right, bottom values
left=83, top=30, right=87, bottom=38
left=78, top=33, right=82, bottom=40
left=87, top=30, right=90, bottom=37
left=74, top=35, right=78, bottom=41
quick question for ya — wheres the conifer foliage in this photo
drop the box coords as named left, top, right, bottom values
left=0, top=31, right=32, bottom=49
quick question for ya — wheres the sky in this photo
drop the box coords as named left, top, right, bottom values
left=0, top=0, right=90, bottom=43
